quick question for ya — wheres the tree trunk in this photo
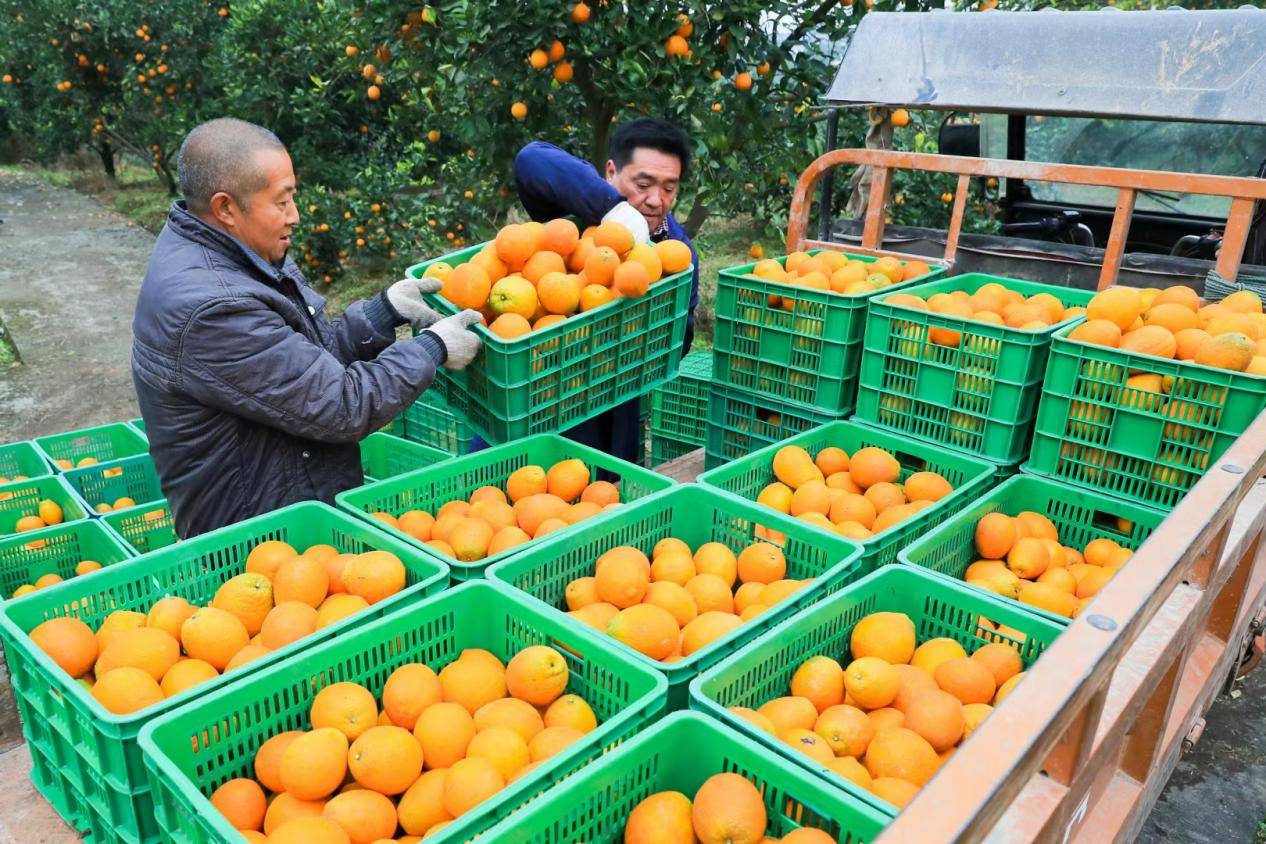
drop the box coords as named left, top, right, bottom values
left=97, top=139, right=116, bottom=180
left=845, top=110, right=894, bottom=219
left=155, top=163, right=177, bottom=196
left=574, top=57, right=614, bottom=171
left=684, top=195, right=710, bottom=238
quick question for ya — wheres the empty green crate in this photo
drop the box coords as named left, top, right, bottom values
left=408, top=244, right=692, bottom=443
left=712, top=251, right=947, bottom=416
left=138, top=580, right=668, bottom=844
left=488, top=484, right=863, bottom=708
left=34, top=422, right=149, bottom=470
left=698, top=419, right=997, bottom=568
left=126, top=418, right=147, bottom=439
left=62, top=454, right=164, bottom=515
left=337, top=433, right=675, bottom=581
left=359, top=431, right=450, bottom=482
left=1026, top=321, right=1266, bottom=510
left=401, top=389, right=474, bottom=454
left=899, top=474, right=1167, bottom=626
left=690, top=565, right=1063, bottom=817
left=0, top=520, right=134, bottom=601
left=0, top=441, right=52, bottom=480
left=649, top=350, right=713, bottom=445
left=854, top=274, right=1093, bottom=464
left=100, top=500, right=178, bottom=555
left=704, top=383, right=841, bottom=470
left=0, top=501, right=448, bottom=844
left=0, top=475, right=88, bottom=536
left=650, top=433, right=702, bottom=467
left=478, top=710, right=889, bottom=843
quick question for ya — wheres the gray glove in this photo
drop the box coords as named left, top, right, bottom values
left=384, top=277, right=444, bottom=329
left=423, top=310, right=484, bottom=371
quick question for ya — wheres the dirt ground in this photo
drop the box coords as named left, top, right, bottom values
left=0, top=168, right=1262, bottom=842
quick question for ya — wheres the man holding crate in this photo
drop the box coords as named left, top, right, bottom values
left=132, top=118, right=484, bottom=538
left=508, top=117, right=700, bottom=464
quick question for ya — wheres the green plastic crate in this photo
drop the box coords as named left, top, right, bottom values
left=698, top=419, right=997, bottom=568
left=712, top=251, right=947, bottom=416
left=62, top=454, right=164, bottom=515
left=0, top=519, right=134, bottom=601
left=488, top=484, right=864, bottom=708
left=337, top=433, right=675, bottom=581
left=34, top=422, right=149, bottom=470
left=0, top=501, right=448, bottom=844
left=100, top=500, right=178, bottom=555
left=1026, top=321, right=1266, bottom=510
left=126, top=418, right=147, bottom=439
left=478, top=710, right=888, bottom=843
left=359, top=431, right=450, bottom=483
left=854, top=274, right=1094, bottom=465
left=0, top=475, right=88, bottom=537
left=899, top=474, right=1167, bottom=626
left=650, top=433, right=702, bottom=467
left=649, top=350, right=713, bottom=445
left=704, top=383, right=842, bottom=470
left=690, top=565, right=1064, bottom=817
left=0, top=440, right=52, bottom=481
left=138, top=580, right=668, bottom=844
left=408, top=243, right=692, bottom=444
left=400, top=388, right=474, bottom=454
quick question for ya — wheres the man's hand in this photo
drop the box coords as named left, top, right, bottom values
left=384, top=277, right=445, bottom=329
left=424, top=310, right=484, bottom=370
left=602, top=201, right=651, bottom=245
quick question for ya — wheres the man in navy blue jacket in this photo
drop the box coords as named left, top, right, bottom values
left=511, top=118, right=700, bottom=464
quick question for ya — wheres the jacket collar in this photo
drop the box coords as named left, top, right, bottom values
left=166, top=201, right=302, bottom=287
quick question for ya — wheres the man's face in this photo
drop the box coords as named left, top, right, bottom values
left=221, top=148, right=299, bottom=265
left=606, top=147, right=682, bottom=232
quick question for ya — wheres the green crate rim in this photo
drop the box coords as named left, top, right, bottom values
left=0, top=501, right=449, bottom=727
left=359, top=431, right=451, bottom=483
left=0, top=440, right=54, bottom=480
left=61, top=454, right=165, bottom=517
left=867, top=273, right=1093, bottom=338
left=137, top=579, right=669, bottom=844
left=703, top=382, right=843, bottom=469
left=478, top=710, right=890, bottom=843
left=336, top=433, right=675, bottom=577
left=698, top=418, right=997, bottom=565
left=0, top=519, right=136, bottom=603
left=97, top=499, right=177, bottom=555
left=33, top=422, right=149, bottom=469
left=0, top=474, right=90, bottom=536
left=125, top=418, right=147, bottom=440
left=486, top=484, right=864, bottom=692
left=898, top=473, right=1168, bottom=626
left=689, top=564, right=1065, bottom=817
left=1053, top=318, right=1266, bottom=379
left=718, top=249, right=949, bottom=302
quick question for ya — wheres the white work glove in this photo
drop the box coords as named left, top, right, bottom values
left=385, top=277, right=445, bottom=329
left=423, top=310, right=484, bottom=371
left=602, top=201, right=651, bottom=245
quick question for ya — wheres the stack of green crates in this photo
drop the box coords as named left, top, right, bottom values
left=649, top=350, right=712, bottom=466
left=62, top=454, right=164, bottom=515
left=0, top=475, right=87, bottom=537
left=704, top=383, right=840, bottom=470
left=398, top=389, right=474, bottom=455
left=0, top=520, right=134, bottom=601
left=0, top=440, right=51, bottom=481
left=34, top=422, right=148, bottom=470
left=358, top=431, right=450, bottom=482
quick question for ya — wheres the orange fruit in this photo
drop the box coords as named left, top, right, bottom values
left=867, top=707, right=906, bottom=735
left=281, top=727, right=350, bottom=800
left=1196, top=332, right=1256, bottom=371
left=210, top=777, right=266, bottom=832
left=780, top=727, right=835, bottom=764
left=831, top=493, right=876, bottom=529
left=826, top=755, right=874, bottom=792
left=439, top=655, right=507, bottom=715
left=449, top=518, right=496, bottom=561
left=592, top=221, right=634, bottom=257
left=730, top=706, right=778, bottom=735
left=1087, top=286, right=1143, bottom=331
left=527, top=724, right=583, bottom=762
left=970, top=642, right=1023, bottom=687
left=348, top=725, right=424, bottom=795
left=245, top=540, right=297, bottom=580
left=1121, top=325, right=1177, bottom=359
left=96, top=610, right=147, bottom=651
left=848, top=447, right=900, bottom=489
left=181, top=606, right=250, bottom=671
left=579, top=283, right=614, bottom=311
left=1153, top=285, right=1201, bottom=311
left=815, top=447, right=850, bottom=476
left=316, top=594, right=370, bottom=629
left=92, top=666, right=163, bottom=714
left=489, top=526, right=532, bottom=555
left=613, top=261, right=650, bottom=298
left=625, top=790, right=694, bottom=844
left=685, top=573, right=734, bottom=615
left=382, top=663, right=442, bottom=730
left=582, top=246, right=621, bottom=286
left=213, top=572, right=275, bottom=635
left=146, top=596, right=197, bottom=640
left=272, top=556, right=331, bottom=609
left=565, top=576, right=600, bottom=610
left=260, top=601, right=318, bottom=649
left=160, top=658, right=219, bottom=697
left=74, top=560, right=102, bottom=576
left=693, top=542, right=738, bottom=587
left=961, top=702, right=993, bottom=739
left=543, top=694, right=597, bottom=734
left=759, top=579, right=804, bottom=607
left=643, top=581, right=698, bottom=628
left=580, top=481, right=621, bottom=507
left=469, top=500, right=517, bottom=533
left=814, top=704, right=874, bottom=758
left=29, top=616, right=97, bottom=678
left=654, top=239, right=693, bottom=273
left=903, top=688, right=964, bottom=752
left=414, top=701, right=476, bottom=769
left=323, top=788, right=397, bottom=843
left=341, top=551, right=406, bottom=604
left=864, top=726, right=940, bottom=785
left=312, top=682, right=379, bottom=741
left=844, top=657, right=900, bottom=710
left=626, top=242, right=663, bottom=283
left=537, top=272, right=582, bottom=315
left=440, top=262, right=492, bottom=310
left=505, top=466, right=546, bottom=503
left=1068, top=319, right=1122, bottom=347
left=650, top=550, right=696, bottom=586
left=1006, top=536, right=1050, bottom=579
left=224, top=644, right=271, bottom=672
left=783, top=829, right=838, bottom=844
left=975, top=512, right=1016, bottom=559
left=475, top=697, right=545, bottom=743
left=442, top=757, right=505, bottom=818
left=489, top=313, right=531, bottom=339
left=691, top=773, right=767, bottom=844
left=254, top=730, right=303, bottom=793
left=569, top=602, right=619, bottom=632
left=514, top=493, right=570, bottom=537
left=933, top=657, right=997, bottom=704
left=263, top=815, right=347, bottom=843
left=495, top=224, right=535, bottom=270
left=397, top=769, right=452, bottom=835
left=904, top=472, right=952, bottom=502
left=995, top=672, right=1025, bottom=704
left=870, top=777, right=919, bottom=808
left=545, top=458, right=589, bottom=502
left=758, top=696, right=819, bottom=733
left=594, top=546, right=650, bottom=608
left=681, top=611, right=741, bottom=656
left=909, top=637, right=968, bottom=675
left=791, top=656, right=845, bottom=713
left=850, top=611, right=916, bottom=664
left=608, top=603, right=680, bottom=660
left=890, top=663, right=938, bottom=714
left=733, top=582, right=765, bottom=615
left=322, top=554, right=355, bottom=594
left=505, top=645, right=569, bottom=706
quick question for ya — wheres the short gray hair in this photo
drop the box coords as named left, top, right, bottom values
left=177, top=118, right=286, bottom=215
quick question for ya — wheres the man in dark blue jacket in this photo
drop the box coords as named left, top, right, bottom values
left=511, top=118, right=699, bottom=464
left=132, top=118, right=483, bottom=538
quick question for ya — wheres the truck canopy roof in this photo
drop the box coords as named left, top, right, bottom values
left=825, top=8, right=1266, bottom=126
